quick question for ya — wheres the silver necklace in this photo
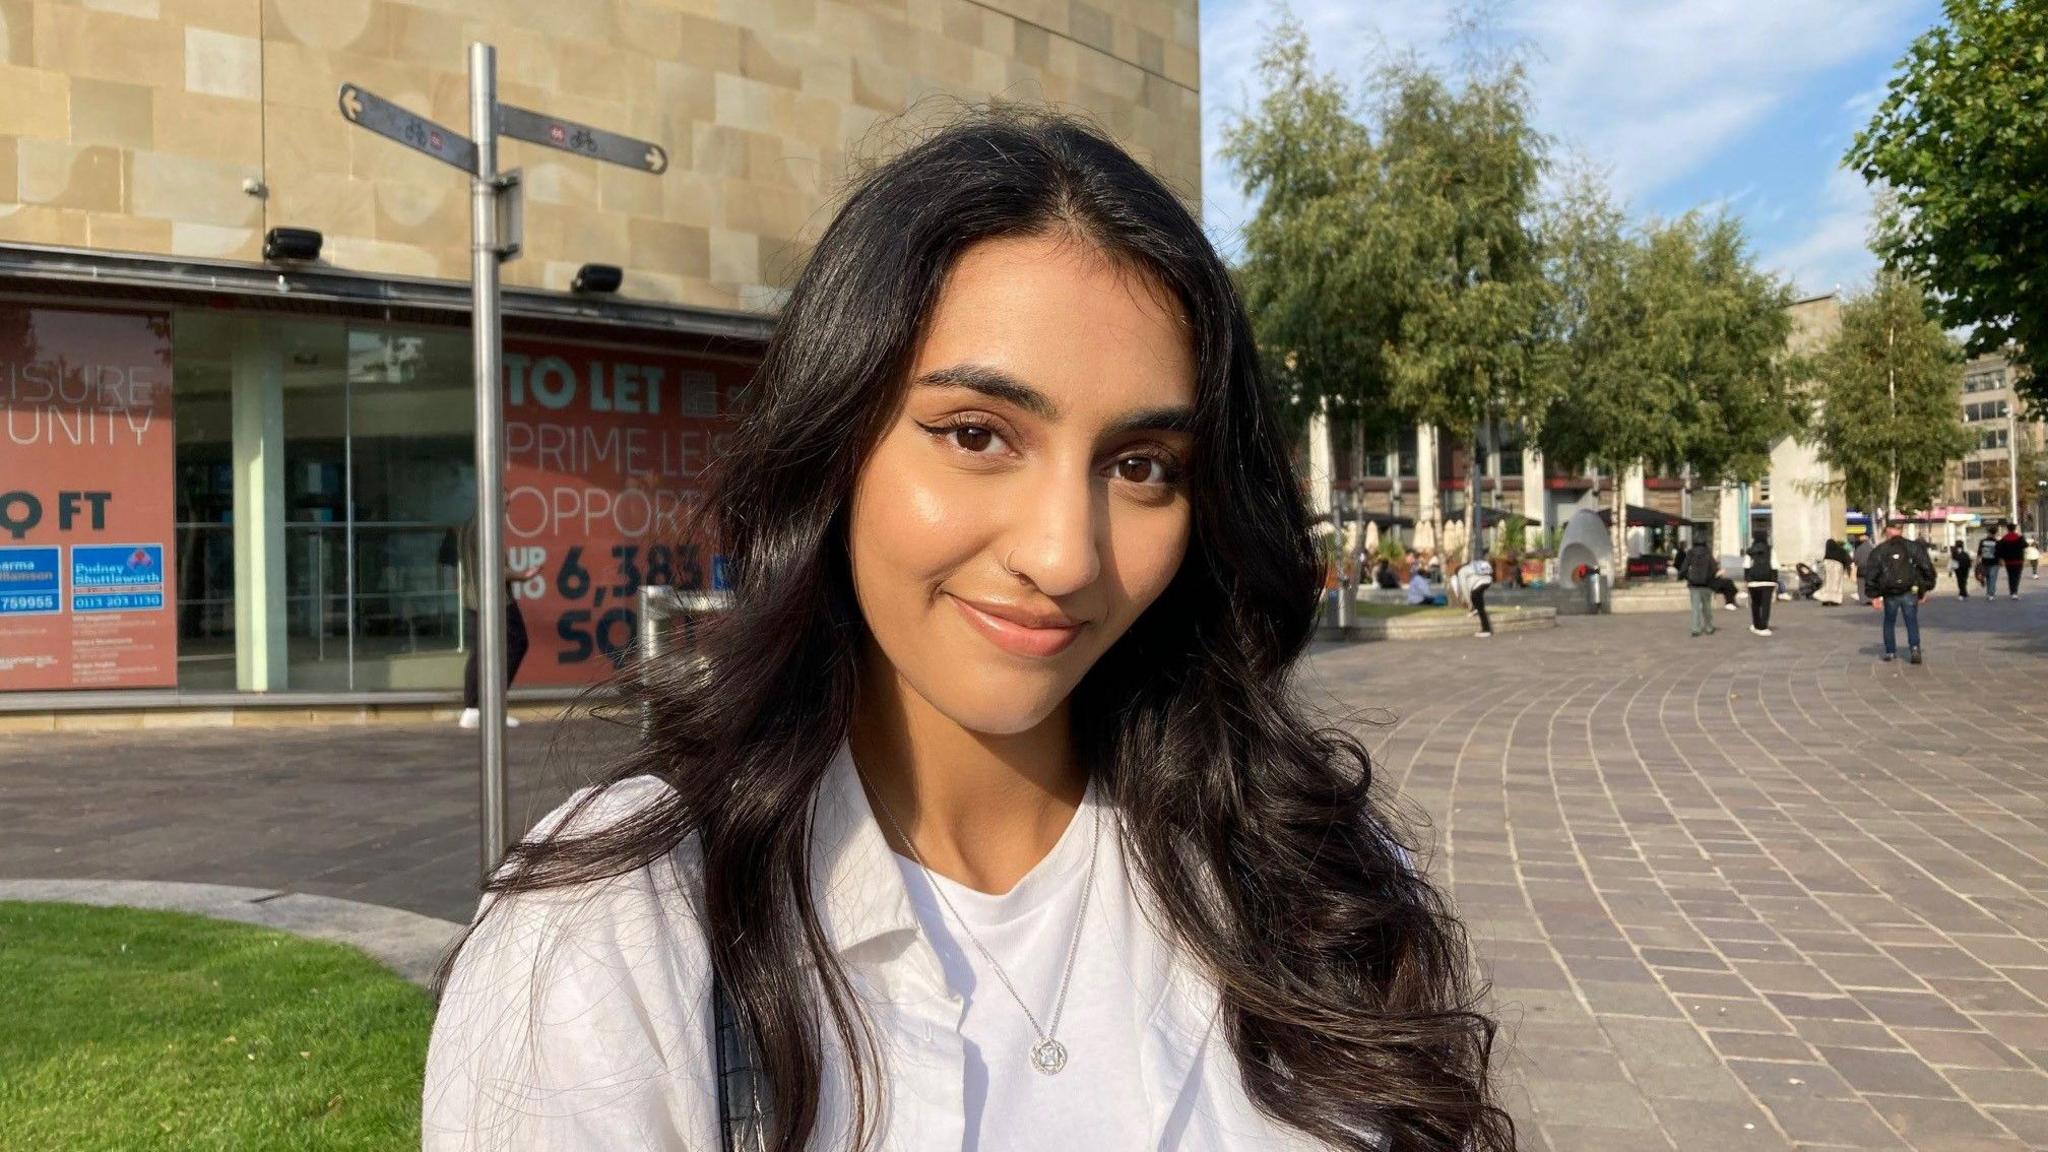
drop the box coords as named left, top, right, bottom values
left=863, top=776, right=1100, bottom=1076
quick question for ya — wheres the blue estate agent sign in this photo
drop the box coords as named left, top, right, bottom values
left=0, top=546, right=61, bottom=616
left=70, top=543, right=166, bottom=613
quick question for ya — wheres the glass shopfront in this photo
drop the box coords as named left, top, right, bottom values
left=3, top=298, right=754, bottom=697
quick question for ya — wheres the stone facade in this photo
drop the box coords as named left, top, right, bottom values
left=0, top=0, right=1201, bottom=312
left=1944, top=351, right=2044, bottom=529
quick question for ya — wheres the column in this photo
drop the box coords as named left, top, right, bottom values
left=232, top=322, right=288, bottom=691
left=1715, top=485, right=1743, bottom=560
left=1306, top=397, right=1333, bottom=518
left=1623, top=463, right=1647, bottom=556
left=1415, top=423, right=1439, bottom=528
left=1521, top=446, right=1546, bottom=535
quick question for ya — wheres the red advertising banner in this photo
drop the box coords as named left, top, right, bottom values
left=501, top=337, right=745, bottom=685
left=0, top=307, right=177, bottom=690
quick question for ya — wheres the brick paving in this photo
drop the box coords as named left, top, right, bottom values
left=4, top=587, right=2046, bottom=1149
left=1305, top=590, right=2048, bottom=1151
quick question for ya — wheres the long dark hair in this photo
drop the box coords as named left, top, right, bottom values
left=444, top=104, right=1511, bottom=1152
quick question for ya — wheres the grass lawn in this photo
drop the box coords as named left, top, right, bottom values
left=0, top=902, right=433, bottom=1151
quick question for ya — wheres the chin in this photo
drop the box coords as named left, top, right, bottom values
left=914, top=665, right=1079, bottom=736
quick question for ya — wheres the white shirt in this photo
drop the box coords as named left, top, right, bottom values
left=422, top=739, right=1324, bottom=1151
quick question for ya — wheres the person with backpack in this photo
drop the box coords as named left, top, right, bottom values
left=1948, top=540, right=1972, bottom=599
left=1453, top=553, right=1495, bottom=638
left=1977, top=529, right=1999, bottom=596
left=1863, top=522, right=1938, bottom=664
left=1681, top=539, right=1719, bottom=637
left=1743, top=535, right=1777, bottom=636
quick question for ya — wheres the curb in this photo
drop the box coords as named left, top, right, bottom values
left=0, top=879, right=465, bottom=989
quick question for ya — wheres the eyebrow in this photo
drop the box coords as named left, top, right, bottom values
left=913, top=363, right=1198, bottom=437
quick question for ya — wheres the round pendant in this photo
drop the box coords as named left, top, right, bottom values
left=1029, top=1038, right=1068, bottom=1075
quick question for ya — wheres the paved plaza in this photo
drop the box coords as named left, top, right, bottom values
left=4, top=588, right=2046, bottom=1149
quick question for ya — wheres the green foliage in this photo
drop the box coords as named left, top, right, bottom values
left=1376, top=533, right=1407, bottom=564
left=1374, top=57, right=1553, bottom=446
left=1222, top=14, right=1552, bottom=461
left=1538, top=178, right=1796, bottom=481
left=1848, top=0, right=2048, bottom=407
left=1502, top=513, right=1527, bottom=556
left=0, top=901, right=431, bottom=1151
left=1810, top=273, right=1971, bottom=516
left=1220, top=16, right=1393, bottom=439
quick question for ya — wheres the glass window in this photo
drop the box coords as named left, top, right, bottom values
left=277, top=320, right=473, bottom=691
left=344, top=326, right=473, bottom=690
left=172, top=313, right=236, bottom=690
left=280, top=319, right=353, bottom=690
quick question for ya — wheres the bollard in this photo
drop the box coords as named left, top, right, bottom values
left=636, top=586, right=734, bottom=737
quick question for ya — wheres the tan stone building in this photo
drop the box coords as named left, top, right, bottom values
left=1940, top=351, right=2043, bottom=535
left=0, top=0, right=1201, bottom=712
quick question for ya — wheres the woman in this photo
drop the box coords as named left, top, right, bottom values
left=1744, top=534, right=1777, bottom=636
left=1818, top=537, right=1851, bottom=605
left=423, top=109, right=1508, bottom=1152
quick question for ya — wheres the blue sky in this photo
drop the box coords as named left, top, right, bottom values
left=1198, top=0, right=1945, bottom=299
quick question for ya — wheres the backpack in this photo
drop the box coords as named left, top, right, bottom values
left=1682, top=548, right=1717, bottom=586
left=1876, top=542, right=1920, bottom=595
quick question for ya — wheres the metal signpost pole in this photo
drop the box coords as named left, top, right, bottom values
left=338, top=48, right=665, bottom=888
left=470, top=42, right=511, bottom=884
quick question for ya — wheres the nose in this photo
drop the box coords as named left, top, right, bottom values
left=1001, top=465, right=1102, bottom=598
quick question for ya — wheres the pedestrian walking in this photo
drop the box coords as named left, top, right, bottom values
left=422, top=111, right=1512, bottom=1152
left=454, top=513, right=540, bottom=730
left=1744, top=535, right=1777, bottom=636
left=1819, top=537, right=1851, bottom=605
left=1851, top=534, right=1874, bottom=602
left=1863, top=522, right=1937, bottom=664
left=1682, top=539, right=1719, bottom=637
left=1995, top=521, right=2025, bottom=598
left=2028, top=537, right=2041, bottom=577
left=1454, top=554, right=1494, bottom=638
left=1977, top=530, right=1998, bottom=596
left=1949, top=540, right=1973, bottom=598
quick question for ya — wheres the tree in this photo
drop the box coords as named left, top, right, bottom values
left=1223, top=16, right=1552, bottom=560
left=1535, top=177, right=1679, bottom=579
left=1661, top=215, right=1800, bottom=531
left=1848, top=0, right=2048, bottom=408
left=1221, top=15, right=1393, bottom=443
left=1534, top=171, right=1798, bottom=579
left=1810, top=273, right=1971, bottom=521
left=1373, top=53, right=1551, bottom=563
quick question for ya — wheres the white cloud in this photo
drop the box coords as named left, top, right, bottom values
left=1201, top=0, right=1926, bottom=259
left=1762, top=164, right=1879, bottom=298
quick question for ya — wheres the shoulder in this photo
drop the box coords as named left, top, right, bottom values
left=423, top=776, right=716, bottom=1150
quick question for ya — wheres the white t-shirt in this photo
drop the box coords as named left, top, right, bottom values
left=891, top=779, right=1150, bottom=1151
left=422, top=741, right=1331, bottom=1151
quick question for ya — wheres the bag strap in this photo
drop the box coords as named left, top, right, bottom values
left=713, top=976, right=771, bottom=1152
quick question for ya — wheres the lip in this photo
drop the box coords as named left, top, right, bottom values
left=947, top=594, right=1085, bottom=658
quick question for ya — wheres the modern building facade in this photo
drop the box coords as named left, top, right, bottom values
left=0, top=0, right=1201, bottom=707
left=1940, top=351, right=2043, bottom=534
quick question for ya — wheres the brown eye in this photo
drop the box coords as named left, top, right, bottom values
left=953, top=426, right=995, bottom=453
left=1116, top=457, right=1163, bottom=484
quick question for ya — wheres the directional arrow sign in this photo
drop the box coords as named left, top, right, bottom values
left=497, top=102, right=668, bottom=174
left=337, top=83, right=478, bottom=174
